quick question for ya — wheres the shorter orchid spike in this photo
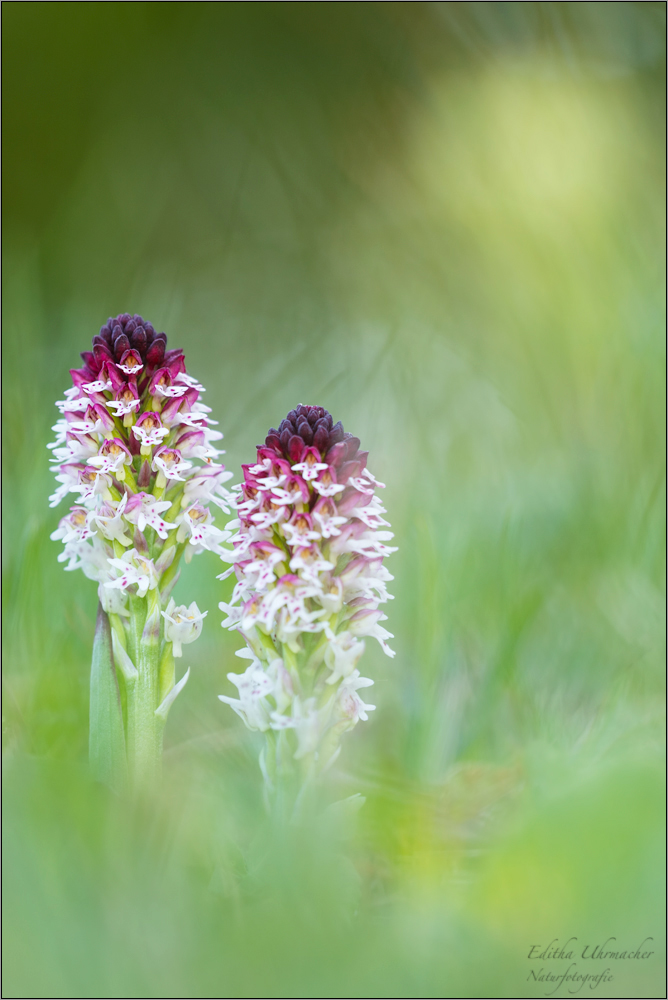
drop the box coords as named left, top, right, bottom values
left=219, top=404, right=396, bottom=796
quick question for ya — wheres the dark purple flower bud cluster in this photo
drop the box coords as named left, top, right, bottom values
left=265, top=404, right=361, bottom=465
left=79, top=313, right=181, bottom=390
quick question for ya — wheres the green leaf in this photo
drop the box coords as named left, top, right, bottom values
left=89, top=603, right=128, bottom=795
left=155, top=667, right=190, bottom=722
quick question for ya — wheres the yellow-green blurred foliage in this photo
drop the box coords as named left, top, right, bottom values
left=2, top=4, right=665, bottom=997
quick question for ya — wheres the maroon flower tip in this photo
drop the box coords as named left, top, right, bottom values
left=264, top=404, right=361, bottom=464
left=96, top=314, right=166, bottom=366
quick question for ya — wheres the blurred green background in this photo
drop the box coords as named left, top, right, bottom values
left=2, top=3, right=665, bottom=997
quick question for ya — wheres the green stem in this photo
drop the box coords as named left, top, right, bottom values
left=124, top=592, right=165, bottom=790
left=89, top=604, right=128, bottom=795
left=261, top=727, right=319, bottom=823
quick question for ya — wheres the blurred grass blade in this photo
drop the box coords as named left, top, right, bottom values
left=89, top=603, right=127, bottom=795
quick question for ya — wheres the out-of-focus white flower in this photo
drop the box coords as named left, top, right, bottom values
left=98, top=580, right=130, bottom=617
left=219, top=661, right=275, bottom=731
left=161, top=598, right=207, bottom=656
left=324, top=631, right=366, bottom=685
left=335, top=670, right=376, bottom=725
left=50, top=507, right=94, bottom=545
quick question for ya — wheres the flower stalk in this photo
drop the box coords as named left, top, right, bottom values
left=49, top=313, right=233, bottom=791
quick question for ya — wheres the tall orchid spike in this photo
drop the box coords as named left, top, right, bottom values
left=218, top=404, right=396, bottom=801
left=49, top=313, right=234, bottom=790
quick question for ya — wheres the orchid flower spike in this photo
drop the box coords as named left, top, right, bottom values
left=49, top=313, right=234, bottom=790
left=219, top=404, right=396, bottom=796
